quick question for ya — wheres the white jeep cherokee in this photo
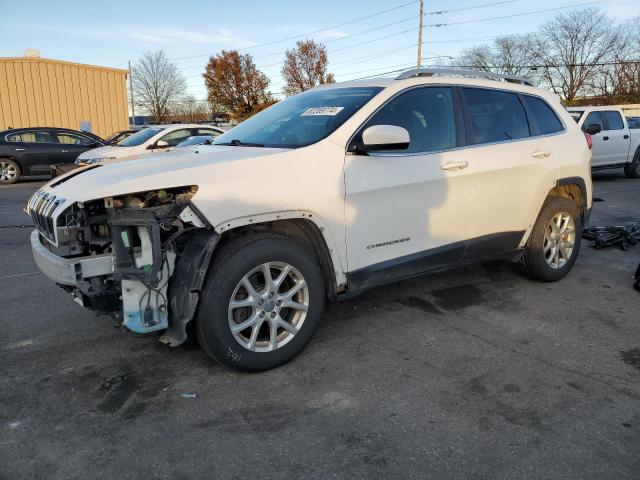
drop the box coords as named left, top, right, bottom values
left=28, top=68, right=592, bottom=371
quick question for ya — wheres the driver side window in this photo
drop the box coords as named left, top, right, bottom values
left=363, top=87, right=457, bottom=154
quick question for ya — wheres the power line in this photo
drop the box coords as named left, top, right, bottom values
left=425, top=0, right=610, bottom=27
left=170, top=0, right=519, bottom=63
left=170, top=0, right=418, bottom=61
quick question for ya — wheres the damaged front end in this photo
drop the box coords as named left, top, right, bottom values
left=28, top=185, right=219, bottom=346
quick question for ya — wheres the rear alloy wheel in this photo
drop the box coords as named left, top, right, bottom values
left=0, top=159, right=20, bottom=185
left=519, top=196, right=582, bottom=282
left=196, top=233, right=325, bottom=371
left=542, top=212, right=576, bottom=269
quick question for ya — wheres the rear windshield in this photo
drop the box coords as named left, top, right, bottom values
left=118, top=128, right=163, bottom=147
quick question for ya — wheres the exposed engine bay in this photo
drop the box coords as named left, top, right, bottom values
left=31, top=185, right=219, bottom=346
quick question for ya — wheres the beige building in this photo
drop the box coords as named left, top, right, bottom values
left=0, top=55, right=129, bottom=139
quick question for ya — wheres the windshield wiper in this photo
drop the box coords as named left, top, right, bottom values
left=216, top=139, right=265, bottom=147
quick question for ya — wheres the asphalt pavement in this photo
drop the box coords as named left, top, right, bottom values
left=1, top=171, right=639, bottom=480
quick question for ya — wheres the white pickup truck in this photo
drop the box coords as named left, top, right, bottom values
left=568, top=106, right=640, bottom=178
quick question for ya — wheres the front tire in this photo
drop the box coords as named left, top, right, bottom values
left=624, top=148, right=640, bottom=179
left=196, top=233, right=325, bottom=372
left=0, top=159, right=20, bottom=185
left=519, top=196, right=582, bottom=282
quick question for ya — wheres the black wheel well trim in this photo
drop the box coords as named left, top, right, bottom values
left=217, top=218, right=339, bottom=299
left=555, top=177, right=588, bottom=208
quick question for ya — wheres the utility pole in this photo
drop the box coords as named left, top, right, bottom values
left=128, top=61, right=135, bottom=126
left=417, top=0, right=424, bottom=68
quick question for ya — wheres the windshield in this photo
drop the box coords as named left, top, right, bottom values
left=118, top=127, right=163, bottom=147
left=213, top=87, right=383, bottom=148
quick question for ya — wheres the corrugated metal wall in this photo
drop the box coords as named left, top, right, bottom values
left=0, top=57, right=129, bottom=139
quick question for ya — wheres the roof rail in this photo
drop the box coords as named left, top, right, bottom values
left=395, top=67, right=533, bottom=86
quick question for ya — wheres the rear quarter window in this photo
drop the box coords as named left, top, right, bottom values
left=522, top=96, right=564, bottom=135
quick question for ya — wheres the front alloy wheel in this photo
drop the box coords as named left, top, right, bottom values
left=196, top=233, right=325, bottom=371
left=228, top=262, right=309, bottom=352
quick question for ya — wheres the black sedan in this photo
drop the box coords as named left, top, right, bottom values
left=0, top=127, right=104, bottom=184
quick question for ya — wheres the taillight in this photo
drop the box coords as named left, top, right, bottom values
left=584, top=132, right=593, bottom=149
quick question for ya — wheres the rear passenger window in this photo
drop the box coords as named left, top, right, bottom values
left=463, top=88, right=530, bottom=144
left=603, top=111, right=624, bottom=130
left=5, top=131, right=53, bottom=143
left=521, top=95, right=563, bottom=135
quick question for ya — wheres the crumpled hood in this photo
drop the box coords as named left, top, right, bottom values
left=40, top=146, right=290, bottom=202
left=77, top=144, right=132, bottom=160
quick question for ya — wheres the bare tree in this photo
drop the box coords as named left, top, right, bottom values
left=204, top=50, right=274, bottom=122
left=132, top=50, right=186, bottom=123
left=169, top=95, right=211, bottom=123
left=592, top=16, right=640, bottom=103
left=281, top=40, right=335, bottom=96
left=458, top=35, right=535, bottom=77
left=529, top=8, right=620, bottom=103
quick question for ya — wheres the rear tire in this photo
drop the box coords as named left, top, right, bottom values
left=196, top=233, right=325, bottom=372
left=519, top=196, right=582, bottom=282
left=0, top=159, right=20, bottom=185
left=624, top=148, right=640, bottom=179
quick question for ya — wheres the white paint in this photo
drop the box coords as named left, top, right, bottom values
left=568, top=106, right=640, bottom=167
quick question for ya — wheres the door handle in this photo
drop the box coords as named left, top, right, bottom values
left=624, top=134, right=629, bottom=139
left=14, top=148, right=25, bottom=151
left=61, top=150, right=69, bottom=153
left=531, top=150, right=551, bottom=159
left=441, top=161, right=468, bottom=171
left=602, top=136, right=609, bottom=141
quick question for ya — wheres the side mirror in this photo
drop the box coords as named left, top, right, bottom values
left=360, top=125, right=410, bottom=152
left=151, top=140, right=169, bottom=149
left=584, top=123, right=602, bottom=135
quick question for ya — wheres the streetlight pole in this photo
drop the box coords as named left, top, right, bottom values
left=417, top=0, right=424, bottom=67
left=128, top=61, right=135, bottom=127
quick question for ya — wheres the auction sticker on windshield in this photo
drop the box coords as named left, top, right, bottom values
left=301, top=107, right=344, bottom=116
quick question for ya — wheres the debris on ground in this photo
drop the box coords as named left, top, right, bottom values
left=582, top=223, right=640, bottom=250
left=99, top=373, right=131, bottom=391
left=181, top=393, right=197, bottom=399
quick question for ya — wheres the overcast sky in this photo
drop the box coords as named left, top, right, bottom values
left=2, top=0, right=638, bottom=100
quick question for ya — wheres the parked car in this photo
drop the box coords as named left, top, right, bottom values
left=28, top=68, right=591, bottom=372
left=568, top=107, right=640, bottom=178
left=0, top=127, right=104, bottom=184
left=104, top=129, right=142, bottom=145
left=75, top=124, right=224, bottom=164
